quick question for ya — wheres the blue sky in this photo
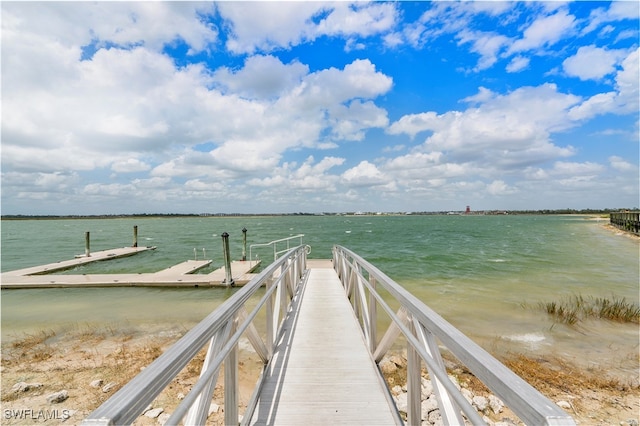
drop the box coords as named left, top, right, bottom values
left=2, top=1, right=638, bottom=215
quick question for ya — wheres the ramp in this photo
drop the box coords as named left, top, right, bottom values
left=248, top=266, right=400, bottom=425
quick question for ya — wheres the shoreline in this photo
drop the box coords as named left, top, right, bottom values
left=1, top=327, right=638, bottom=425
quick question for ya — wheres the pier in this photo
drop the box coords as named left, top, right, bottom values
left=82, top=245, right=575, bottom=426
left=1, top=227, right=262, bottom=288
left=610, top=211, right=640, bottom=235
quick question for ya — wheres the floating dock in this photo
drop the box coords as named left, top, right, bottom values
left=1, top=246, right=261, bottom=289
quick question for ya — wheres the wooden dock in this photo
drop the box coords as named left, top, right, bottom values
left=0, top=247, right=261, bottom=288
left=248, top=260, right=399, bottom=425
left=4, top=246, right=156, bottom=276
left=610, top=211, right=640, bottom=235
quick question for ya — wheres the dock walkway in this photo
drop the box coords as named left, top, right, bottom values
left=249, top=260, right=399, bottom=425
left=3, top=246, right=155, bottom=276
left=1, top=247, right=261, bottom=288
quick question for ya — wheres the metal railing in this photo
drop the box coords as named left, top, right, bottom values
left=82, top=245, right=309, bottom=426
left=332, top=245, right=576, bottom=426
left=249, top=234, right=305, bottom=262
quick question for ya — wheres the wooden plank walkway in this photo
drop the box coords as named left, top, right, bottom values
left=249, top=261, right=400, bottom=425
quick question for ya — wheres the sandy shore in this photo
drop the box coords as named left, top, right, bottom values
left=1, top=326, right=638, bottom=426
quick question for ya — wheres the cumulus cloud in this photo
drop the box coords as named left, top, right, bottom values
left=486, top=180, right=518, bottom=196
left=389, top=84, right=580, bottom=169
left=568, top=47, right=639, bottom=120
left=506, top=9, right=576, bottom=55
left=219, top=2, right=397, bottom=54
left=563, top=45, right=629, bottom=81
left=213, top=55, right=309, bottom=99
left=341, top=161, right=387, bottom=187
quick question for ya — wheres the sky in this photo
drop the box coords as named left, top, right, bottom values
left=1, top=1, right=638, bottom=215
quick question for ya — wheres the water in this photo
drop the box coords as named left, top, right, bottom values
left=2, top=215, right=638, bottom=377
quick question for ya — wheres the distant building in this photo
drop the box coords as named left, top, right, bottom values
left=465, top=206, right=471, bottom=214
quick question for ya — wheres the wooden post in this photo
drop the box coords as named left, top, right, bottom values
left=133, top=225, right=138, bottom=247
left=221, top=232, right=234, bottom=286
left=85, top=231, right=91, bottom=257
left=242, top=227, right=247, bottom=261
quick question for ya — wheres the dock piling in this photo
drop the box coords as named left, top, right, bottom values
left=221, top=232, right=234, bottom=286
left=242, top=228, right=247, bottom=261
left=133, top=225, right=138, bottom=247
left=85, top=231, right=91, bottom=257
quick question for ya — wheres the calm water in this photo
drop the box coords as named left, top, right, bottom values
left=2, top=215, right=638, bottom=376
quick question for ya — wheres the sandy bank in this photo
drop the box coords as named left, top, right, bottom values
left=1, top=327, right=638, bottom=425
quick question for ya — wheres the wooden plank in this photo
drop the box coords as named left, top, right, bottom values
left=248, top=268, right=399, bottom=425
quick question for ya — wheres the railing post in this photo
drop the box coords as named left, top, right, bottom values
left=221, top=232, right=234, bottom=286
left=225, top=316, right=239, bottom=426
left=368, top=275, right=377, bottom=354
left=266, top=276, right=274, bottom=356
left=407, top=318, right=421, bottom=426
left=132, top=225, right=138, bottom=248
left=242, top=227, right=247, bottom=261
left=85, top=231, right=90, bottom=257
left=183, top=321, right=232, bottom=425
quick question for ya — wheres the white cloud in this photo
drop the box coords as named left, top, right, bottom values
left=567, top=92, right=617, bottom=121
left=389, top=84, right=580, bottom=170
left=507, top=9, right=576, bottom=54
left=219, top=2, right=398, bottom=54
left=457, top=30, right=510, bottom=71
left=387, top=112, right=439, bottom=139
left=111, top=159, right=152, bottom=173
left=315, top=2, right=397, bottom=38
left=563, top=45, right=628, bottom=81
left=247, top=156, right=344, bottom=195
left=213, top=55, right=309, bottom=99
left=506, top=56, right=530, bottom=73
left=568, top=47, right=639, bottom=120
left=329, top=100, right=389, bottom=141
left=341, top=161, right=387, bottom=187
left=582, top=1, right=639, bottom=35
left=609, top=156, right=636, bottom=172
left=550, top=161, right=604, bottom=176
left=2, top=2, right=217, bottom=55
left=486, top=180, right=518, bottom=196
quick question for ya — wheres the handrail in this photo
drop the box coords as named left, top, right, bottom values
left=82, top=245, right=309, bottom=426
left=332, top=245, right=576, bottom=426
left=249, top=234, right=305, bottom=262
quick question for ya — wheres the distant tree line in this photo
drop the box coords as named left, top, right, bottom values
left=1, top=208, right=637, bottom=220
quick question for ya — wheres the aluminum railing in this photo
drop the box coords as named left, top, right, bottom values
left=82, top=245, right=310, bottom=426
left=332, top=245, right=576, bottom=426
left=249, top=234, right=305, bottom=262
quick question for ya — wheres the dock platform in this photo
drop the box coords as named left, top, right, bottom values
left=4, top=246, right=156, bottom=276
left=1, top=247, right=261, bottom=289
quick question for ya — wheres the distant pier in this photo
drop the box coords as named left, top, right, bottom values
left=610, top=212, right=640, bottom=235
